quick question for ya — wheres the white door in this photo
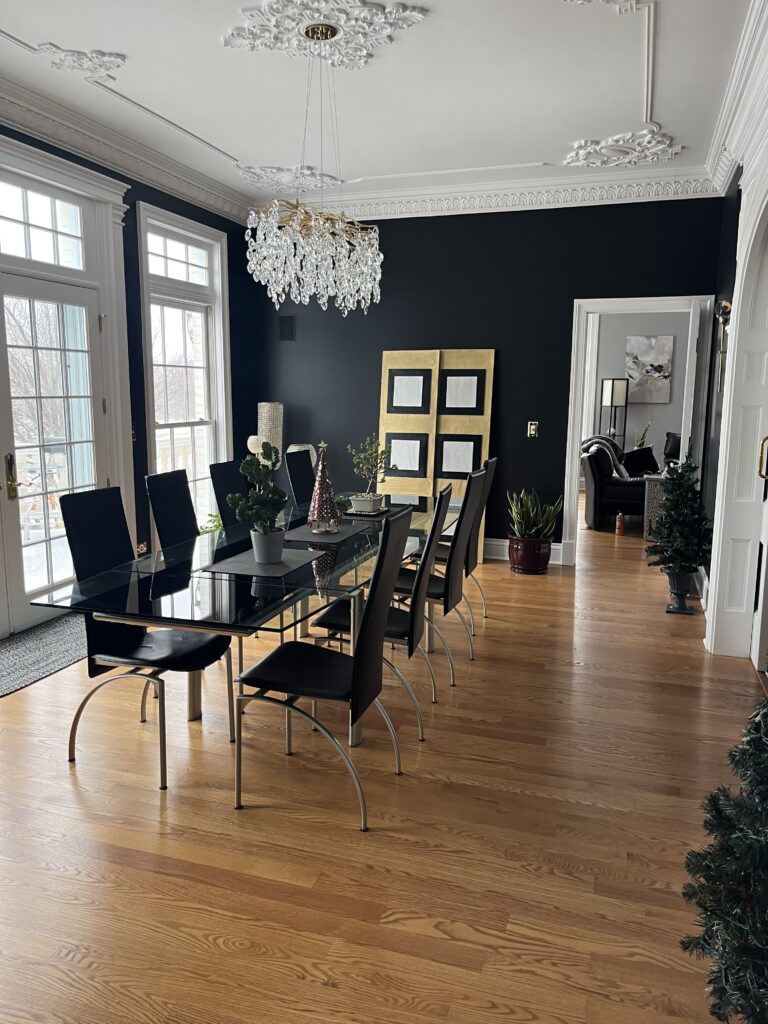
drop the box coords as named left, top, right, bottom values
left=0, top=274, right=105, bottom=634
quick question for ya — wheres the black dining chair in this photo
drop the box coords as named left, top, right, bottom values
left=394, top=468, right=487, bottom=673
left=311, top=485, right=453, bottom=734
left=285, top=447, right=316, bottom=507
left=60, top=487, right=233, bottom=790
left=210, top=458, right=249, bottom=528
left=235, top=506, right=413, bottom=831
left=146, top=468, right=199, bottom=549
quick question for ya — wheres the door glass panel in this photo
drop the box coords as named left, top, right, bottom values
left=3, top=293, right=97, bottom=594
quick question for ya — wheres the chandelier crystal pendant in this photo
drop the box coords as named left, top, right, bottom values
left=245, top=23, right=383, bottom=316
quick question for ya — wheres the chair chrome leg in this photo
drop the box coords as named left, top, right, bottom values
left=139, top=679, right=152, bottom=722
left=470, top=572, right=488, bottom=618
left=157, top=679, right=167, bottom=790
left=373, top=698, right=402, bottom=775
left=416, top=644, right=438, bottom=704
left=454, top=607, right=475, bottom=661
left=225, top=648, right=235, bottom=743
left=383, top=656, right=425, bottom=741
left=285, top=703, right=293, bottom=755
left=463, top=593, right=476, bottom=636
left=428, top=617, right=456, bottom=687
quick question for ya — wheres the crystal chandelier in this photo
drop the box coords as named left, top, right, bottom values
left=245, top=24, right=383, bottom=316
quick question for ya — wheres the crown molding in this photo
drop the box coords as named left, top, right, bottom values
left=0, top=75, right=252, bottom=222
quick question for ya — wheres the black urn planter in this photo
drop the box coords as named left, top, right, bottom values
left=663, top=567, right=697, bottom=615
left=508, top=537, right=553, bottom=575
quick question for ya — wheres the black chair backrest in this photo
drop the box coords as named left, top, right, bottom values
left=443, top=469, right=487, bottom=616
left=60, top=487, right=145, bottom=678
left=351, top=506, right=412, bottom=724
left=407, top=486, right=452, bottom=658
left=285, top=448, right=316, bottom=507
left=146, top=469, right=199, bottom=549
left=664, top=431, right=682, bottom=463
left=210, top=459, right=248, bottom=528
left=465, top=457, right=497, bottom=576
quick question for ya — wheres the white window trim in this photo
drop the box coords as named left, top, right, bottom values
left=137, top=203, right=232, bottom=526
left=0, top=135, right=135, bottom=538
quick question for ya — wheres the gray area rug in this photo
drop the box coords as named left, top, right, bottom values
left=0, top=615, right=86, bottom=697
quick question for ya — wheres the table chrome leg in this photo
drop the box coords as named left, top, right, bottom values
left=187, top=670, right=203, bottom=721
left=349, top=588, right=365, bottom=747
left=237, top=636, right=244, bottom=675
left=297, top=596, right=310, bottom=638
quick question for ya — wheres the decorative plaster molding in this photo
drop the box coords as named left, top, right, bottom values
left=224, top=1, right=427, bottom=70
left=36, top=43, right=125, bottom=81
left=564, top=122, right=682, bottom=168
left=238, top=163, right=342, bottom=190
left=562, top=0, right=651, bottom=12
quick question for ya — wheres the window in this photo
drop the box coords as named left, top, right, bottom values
left=0, top=180, right=83, bottom=269
left=138, top=205, right=231, bottom=534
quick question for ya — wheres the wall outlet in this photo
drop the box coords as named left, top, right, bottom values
left=527, top=421, right=539, bottom=438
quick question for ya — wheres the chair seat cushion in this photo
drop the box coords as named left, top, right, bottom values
left=394, top=567, right=445, bottom=601
left=94, top=629, right=231, bottom=673
left=314, top=599, right=411, bottom=642
left=239, top=641, right=354, bottom=701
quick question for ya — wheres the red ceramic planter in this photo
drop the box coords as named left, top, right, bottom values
left=508, top=536, right=553, bottom=574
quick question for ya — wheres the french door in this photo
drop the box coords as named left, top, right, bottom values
left=0, top=273, right=105, bottom=635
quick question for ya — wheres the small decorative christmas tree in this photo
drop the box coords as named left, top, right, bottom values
left=646, top=453, right=712, bottom=613
left=682, top=700, right=768, bottom=1022
left=308, top=441, right=338, bottom=534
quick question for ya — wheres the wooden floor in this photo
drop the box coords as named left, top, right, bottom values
left=0, top=521, right=763, bottom=1024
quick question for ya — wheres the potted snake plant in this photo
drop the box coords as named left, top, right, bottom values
left=507, top=489, right=563, bottom=574
left=227, top=441, right=289, bottom=564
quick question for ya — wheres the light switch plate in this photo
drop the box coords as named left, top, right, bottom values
left=527, top=421, right=539, bottom=438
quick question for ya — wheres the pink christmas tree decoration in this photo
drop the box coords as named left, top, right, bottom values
left=308, top=441, right=338, bottom=534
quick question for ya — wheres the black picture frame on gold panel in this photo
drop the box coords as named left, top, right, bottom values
left=438, top=369, right=486, bottom=415
left=386, top=368, right=432, bottom=415
left=385, top=432, right=429, bottom=478
left=435, top=434, right=482, bottom=479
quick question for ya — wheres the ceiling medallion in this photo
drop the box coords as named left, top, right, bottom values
left=224, top=1, right=427, bottom=70
left=564, top=123, right=682, bottom=168
left=36, top=42, right=126, bottom=79
left=238, top=163, right=342, bottom=190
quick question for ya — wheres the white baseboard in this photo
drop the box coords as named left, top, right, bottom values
left=483, top=538, right=564, bottom=564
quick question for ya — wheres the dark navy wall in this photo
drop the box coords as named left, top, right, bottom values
left=0, top=123, right=271, bottom=548
left=262, top=199, right=726, bottom=538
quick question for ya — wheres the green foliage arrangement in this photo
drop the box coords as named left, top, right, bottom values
left=507, top=489, right=562, bottom=539
left=334, top=495, right=352, bottom=517
left=226, top=441, right=288, bottom=535
left=346, top=434, right=394, bottom=495
left=646, top=454, right=711, bottom=571
left=200, top=512, right=223, bottom=534
left=682, top=699, right=768, bottom=1022
left=634, top=420, right=652, bottom=449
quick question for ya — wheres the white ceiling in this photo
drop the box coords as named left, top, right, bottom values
left=0, top=0, right=750, bottom=218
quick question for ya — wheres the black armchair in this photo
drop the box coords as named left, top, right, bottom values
left=581, top=447, right=646, bottom=530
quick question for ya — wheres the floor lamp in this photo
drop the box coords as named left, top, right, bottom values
left=600, top=378, right=628, bottom=449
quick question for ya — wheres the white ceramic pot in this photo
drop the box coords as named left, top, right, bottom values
left=350, top=494, right=384, bottom=514
left=250, top=529, right=285, bottom=564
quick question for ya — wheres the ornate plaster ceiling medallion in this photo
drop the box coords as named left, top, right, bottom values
left=565, top=123, right=682, bottom=168
left=36, top=42, right=125, bottom=80
left=223, top=1, right=427, bottom=69
left=238, top=163, right=342, bottom=190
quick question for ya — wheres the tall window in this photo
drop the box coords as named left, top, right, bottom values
left=138, top=206, right=231, bottom=533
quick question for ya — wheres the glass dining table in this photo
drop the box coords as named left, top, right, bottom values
left=32, top=493, right=460, bottom=745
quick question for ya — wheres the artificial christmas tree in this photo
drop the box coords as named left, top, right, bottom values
left=646, top=453, right=712, bottom=614
left=682, top=699, right=768, bottom=1022
left=308, top=441, right=338, bottom=534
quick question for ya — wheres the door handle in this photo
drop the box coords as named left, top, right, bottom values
left=760, top=437, right=768, bottom=481
left=5, top=453, right=17, bottom=499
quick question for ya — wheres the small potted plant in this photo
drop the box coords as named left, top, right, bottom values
left=507, top=489, right=563, bottom=574
left=646, top=453, right=711, bottom=614
left=334, top=495, right=352, bottom=524
left=346, top=434, right=395, bottom=513
left=227, top=441, right=289, bottom=564
left=634, top=421, right=651, bottom=449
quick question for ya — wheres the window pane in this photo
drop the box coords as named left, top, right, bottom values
left=188, top=368, right=208, bottom=420
left=4, top=297, right=32, bottom=346
left=166, top=238, right=186, bottom=261
left=193, top=424, right=213, bottom=481
left=22, top=542, right=49, bottom=591
left=47, top=492, right=67, bottom=539
left=147, top=232, right=165, bottom=255
left=163, top=307, right=184, bottom=364
left=19, top=498, right=46, bottom=546
left=65, top=352, right=90, bottom=396
left=41, top=398, right=66, bottom=442
left=44, top=445, right=69, bottom=492
left=153, top=366, right=167, bottom=422
left=12, top=399, right=40, bottom=446
left=55, top=199, right=81, bottom=236
left=172, top=426, right=193, bottom=475
left=188, top=245, right=208, bottom=267
left=57, top=235, right=83, bottom=270
left=155, top=427, right=172, bottom=473
left=34, top=302, right=61, bottom=347
left=62, top=305, right=87, bottom=350
left=16, top=448, right=42, bottom=498
left=0, top=218, right=26, bottom=258
left=37, top=349, right=64, bottom=397
left=68, top=398, right=93, bottom=442
left=148, top=254, right=166, bottom=276
left=50, top=536, right=73, bottom=583
left=166, top=367, right=187, bottom=421
left=0, top=182, right=23, bottom=220
left=29, top=228, right=55, bottom=264
left=27, top=191, right=53, bottom=228
left=150, top=304, right=164, bottom=363
left=167, top=259, right=187, bottom=281
left=71, top=442, right=94, bottom=487
left=8, top=348, right=35, bottom=397
left=188, top=264, right=208, bottom=286
left=185, top=311, right=206, bottom=366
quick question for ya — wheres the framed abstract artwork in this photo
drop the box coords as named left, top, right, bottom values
left=435, top=434, right=483, bottom=478
left=625, top=335, right=674, bottom=403
left=385, top=432, right=429, bottom=478
left=438, top=369, right=486, bottom=415
left=386, top=368, right=432, bottom=415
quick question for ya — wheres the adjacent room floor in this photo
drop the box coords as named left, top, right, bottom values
left=0, top=524, right=762, bottom=1024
